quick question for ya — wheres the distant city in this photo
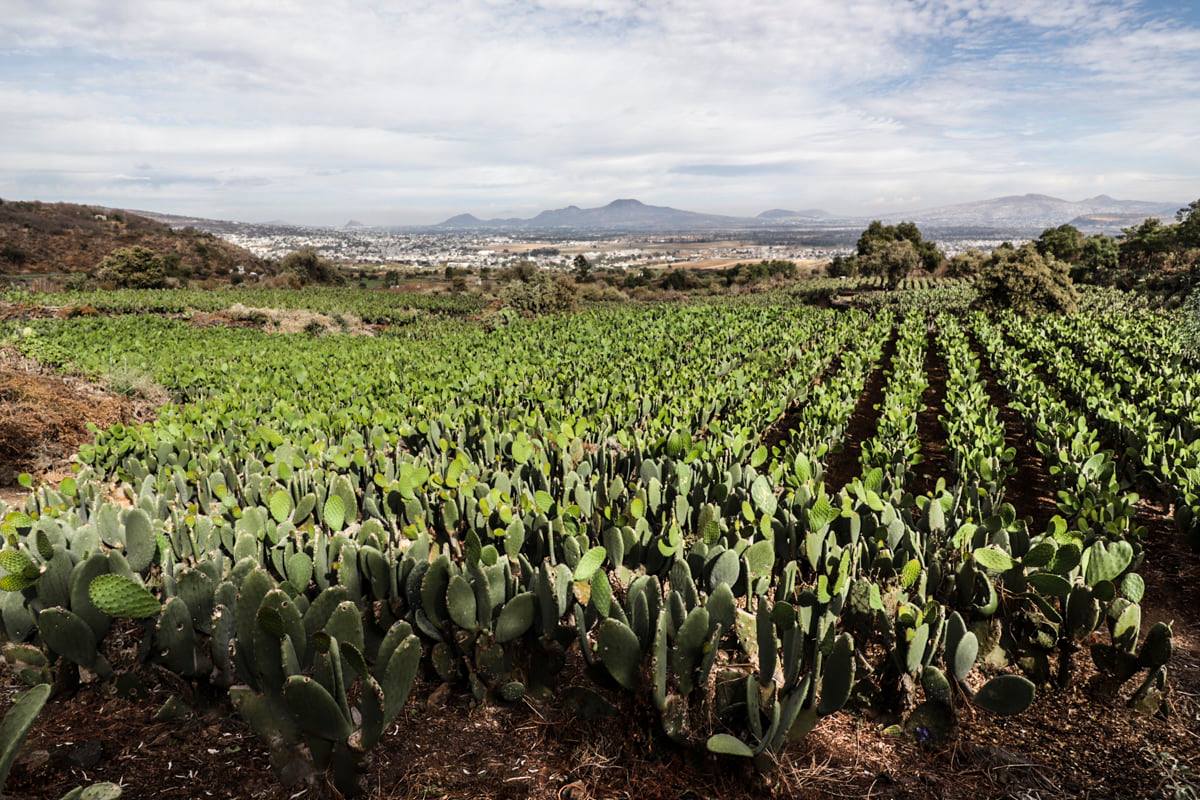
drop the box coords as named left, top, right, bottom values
left=134, top=192, right=1181, bottom=271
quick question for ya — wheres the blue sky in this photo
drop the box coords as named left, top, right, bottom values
left=1, top=0, right=1198, bottom=224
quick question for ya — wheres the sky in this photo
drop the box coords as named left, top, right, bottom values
left=1, top=0, right=1198, bottom=225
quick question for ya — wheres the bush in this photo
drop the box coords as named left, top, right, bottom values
left=861, top=239, right=921, bottom=289
left=95, top=246, right=168, bottom=289
left=498, top=269, right=578, bottom=316
left=826, top=254, right=857, bottom=278
left=104, top=362, right=162, bottom=400
left=1, top=242, right=28, bottom=266
left=1182, top=287, right=1200, bottom=359
left=280, top=248, right=344, bottom=285
left=946, top=249, right=986, bottom=278
left=974, top=243, right=1078, bottom=316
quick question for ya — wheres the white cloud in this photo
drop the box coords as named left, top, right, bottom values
left=0, top=0, right=1196, bottom=222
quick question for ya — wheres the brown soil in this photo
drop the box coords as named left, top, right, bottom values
left=823, top=329, right=897, bottom=490
left=971, top=337, right=1060, bottom=534
left=912, top=326, right=950, bottom=497
left=761, top=353, right=843, bottom=454
left=190, top=304, right=377, bottom=336
left=0, top=200, right=265, bottom=277
left=0, top=349, right=157, bottom=488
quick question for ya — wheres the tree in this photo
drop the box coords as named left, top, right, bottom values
left=1074, top=235, right=1119, bottom=284
left=95, top=246, right=167, bottom=289
left=974, top=243, right=1077, bottom=316
left=1182, top=286, right=1200, bottom=359
left=861, top=239, right=921, bottom=288
left=1176, top=199, right=1200, bottom=249
left=572, top=254, right=592, bottom=281
left=280, top=247, right=343, bottom=285
left=856, top=219, right=944, bottom=274
left=1118, top=218, right=1176, bottom=287
left=0, top=243, right=28, bottom=268
left=1035, top=224, right=1084, bottom=264
left=945, top=249, right=987, bottom=279
left=498, top=269, right=578, bottom=316
left=826, top=254, right=857, bottom=278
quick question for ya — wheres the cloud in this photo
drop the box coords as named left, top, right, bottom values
left=0, top=0, right=1196, bottom=223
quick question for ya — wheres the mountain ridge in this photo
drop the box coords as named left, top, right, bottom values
left=434, top=193, right=1181, bottom=232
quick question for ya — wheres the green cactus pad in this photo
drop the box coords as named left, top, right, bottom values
left=495, top=592, right=535, bottom=643
left=818, top=632, right=855, bottom=716
left=122, top=509, right=157, bottom=573
left=706, top=733, right=755, bottom=757
left=972, top=674, right=1036, bottom=716
left=446, top=574, right=477, bottom=631
left=0, top=683, right=51, bottom=789
left=1138, top=621, right=1173, bottom=670
left=38, top=607, right=99, bottom=669
left=597, top=618, right=642, bottom=690
left=283, top=675, right=353, bottom=741
left=88, top=574, right=161, bottom=619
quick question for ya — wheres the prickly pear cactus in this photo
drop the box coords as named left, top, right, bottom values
left=88, top=574, right=162, bottom=619
left=0, top=683, right=51, bottom=790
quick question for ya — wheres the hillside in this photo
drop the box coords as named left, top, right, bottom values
left=879, top=193, right=1179, bottom=231
left=434, top=194, right=1178, bottom=233
left=436, top=198, right=748, bottom=230
left=0, top=199, right=265, bottom=277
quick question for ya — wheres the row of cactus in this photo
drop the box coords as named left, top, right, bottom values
left=971, top=315, right=1174, bottom=695
left=1020, top=311, right=1200, bottom=550
left=0, top=307, right=1179, bottom=795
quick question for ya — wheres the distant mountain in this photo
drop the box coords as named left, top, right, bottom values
left=879, top=193, right=1180, bottom=232
left=437, top=198, right=750, bottom=231
left=343, top=219, right=367, bottom=229
left=0, top=199, right=265, bottom=276
left=757, top=208, right=832, bottom=220
left=435, top=194, right=1181, bottom=234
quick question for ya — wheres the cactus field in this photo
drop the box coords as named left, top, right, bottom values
left=0, top=292, right=1197, bottom=799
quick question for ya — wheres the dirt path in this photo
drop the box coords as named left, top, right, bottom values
left=970, top=336, right=1059, bottom=534
left=761, top=353, right=843, bottom=454
left=912, top=325, right=950, bottom=497
left=823, top=329, right=896, bottom=490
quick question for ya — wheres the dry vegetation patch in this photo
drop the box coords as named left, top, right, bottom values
left=0, top=350, right=159, bottom=487
left=191, top=303, right=375, bottom=335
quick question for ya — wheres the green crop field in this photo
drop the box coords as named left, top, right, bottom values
left=0, top=287, right=1196, bottom=799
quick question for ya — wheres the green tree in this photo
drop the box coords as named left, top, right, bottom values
left=1118, top=218, right=1175, bottom=287
left=95, top=246, right=167, bottom=289
left=1035, top=224, right=1084, bottom=264
left=856, top=219, right=943, bottom=274
left=572, top=254, right=592, bottom=281
left=1176, top=199, right=1200, bottom=249
left=1074, top=235, right=1119, bottom=284
left=280, top=248, right=344, bottom=285
left=860, top=239, right=921, bottom=288
left=945, top=249, right=986, bottom=279
left=826, top=254, right=857, bottom=278
left=498, top=269, right=578, bottom=316
left=974, top=243, right=1078, bottom=316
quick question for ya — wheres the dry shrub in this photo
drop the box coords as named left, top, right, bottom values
left=0, top=371, right=125, bottom=482
left=224, top=303, right=373, bottom=335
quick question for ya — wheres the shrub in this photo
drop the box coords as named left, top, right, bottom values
left=95, top=246, right=168, bottom=289
left=1182, top=287, right=1200, bottom=360
left=861, top=239, right=922, bottom=289
left=974, top=243, right=1078, bottom=316
left=498, top=269, right=578, bottom=316
left=104, top=362, right=162, bottom=400
left=279, top=248, right=344, bottom=285
left=1, top=242, right=28, bottom=266
left=946, top=249, right=987, bottom=279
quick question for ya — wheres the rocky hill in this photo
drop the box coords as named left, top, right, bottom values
left=0, top=199, right=265, bottom=277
